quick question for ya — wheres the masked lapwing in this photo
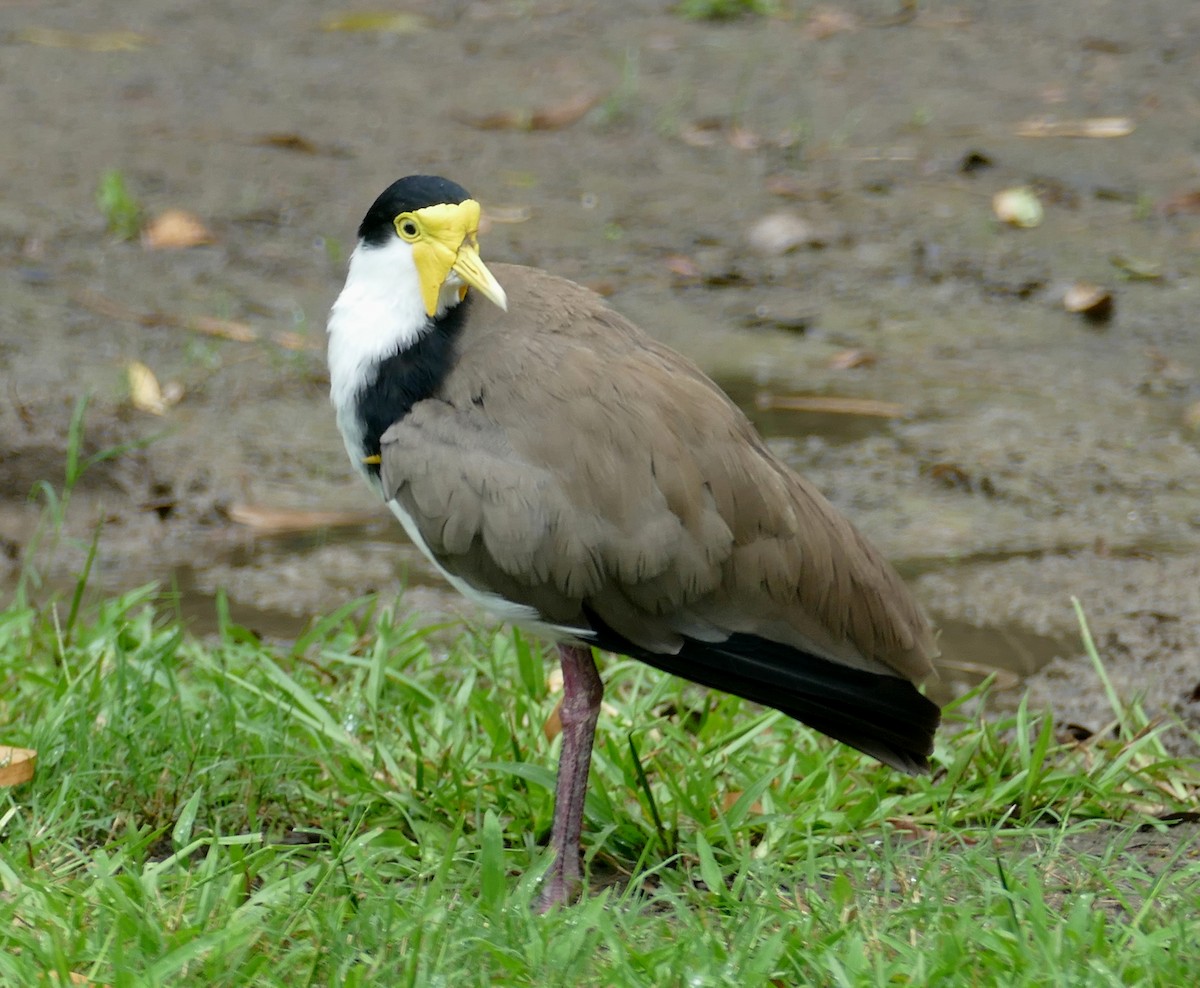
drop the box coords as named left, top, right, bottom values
left=327, top=175, right=940, bottom=911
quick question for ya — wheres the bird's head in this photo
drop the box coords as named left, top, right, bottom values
left=357, top=175, right=508, bottom=317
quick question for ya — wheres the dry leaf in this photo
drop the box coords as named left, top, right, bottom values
left=1183, top=401, right=1200, bottom=433
left=746, top=211, right=816, bottom=255
left=679, top=118, right=723, bottom=148
left=0, top=745, right=36, bottom=787
left=1159, top=189, right=1200, bottom=217
left=935, top=659, right=1021, bottom=690
left=74, top=291, right=323, bottom=352
left=721, top=791, right=764, bottom=815
left=141, top=209, right=215, bottom=249
left=1014, top=116, right=1134, bottom=138
left=828, top=348, right=877, bottom=370
left=252, top=133, right=351, bottom=158
left=226, top=504, right=381, bottom=533
left=187, top=315, right=260, bottom=344
left=804, top=6, right=859, bottom=40
left=459, top=92, right=598, bottom=132
left=1144, top=347, right=1191, bottom=384
left=320, top=11, right=429, bottom=34
left=543, top=698, right=563, bottom=742
left=663, top=254, right=702, bottom=281
left=763, top=173, right=809, bottom=198
left=127, top=361, right=167, bottom=415
left=1109, top=254, right=1162, bottom=281
left=727, top=125, right=762, bottom=151
left=755, top=394, right=908, bottom=418
left=1063, top=281, right=1114, bottom=323
left=482, top=205, right=532, bottom=225
left=258, top=132, right=320, bottom=154
left=993, top=187, right=1044, bottom=228
left=14, top=27, right=150, bottom=51
left=531, top=92, right=600, bottom=130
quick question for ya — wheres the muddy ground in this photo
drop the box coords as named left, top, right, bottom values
left=2, top=0, right=1199, bottom=776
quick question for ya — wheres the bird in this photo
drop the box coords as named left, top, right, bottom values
left=326, top=175, right=941, bottom=911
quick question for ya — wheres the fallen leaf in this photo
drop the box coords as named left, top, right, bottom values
left=1159, top=189, right=1200, bottom=216
left=141, top=209, right=215, bottom=249
left=458, top=92, right=599, bottom=131
left=320, top=11, right=429, bottom=34
left=679, top=118, right=723, bottom=148
left=127, top=361, right=167, bottom=415
left=1081, top=36, right=1131, bottom=55
left=251, top=133, right=353, bottom=158
left=73, top=291, right=322, bottom=352
left=746, top=211, right=816, bottom=255
left=663, top=254, right=702, bottom=281
left=721, top=791, right=763, bottom=814
left=828, top=348, right=877, bottom=370
left=226, top=504, right=382, bottom=533
left=481, top=205, right=532, bottom=225
left=1063, top=281, right=1114, bottom=323
left=1183, top=401, right=1200, bottom=433
left=803, top=6, right=859, bottom=39
left=935, top=659, right=1020, bottom=690
left=543, top=699, right=563, bottom=742
left=0, top=745, right=36, bottom=787
left=1014, top=116, right=1134, bottom=138
left=992, top=186, right=1044, bottom=228
left=763, top=173, right=810, bottom=198
left=926, top=462, right=974, bottom=491
left=257, top=132, right=319, bottom=154
left=727, top=125, right=762, bottom=151
left=584, top=280, right=617, bottom=297
left=1144, top=347, right=1190, bottom=383
left=754, top=394, right=908, bottom=418
left=1109, top=254, right=1163, bottom=280
left=14, top=27, right=150, bottom=51
left=530, top=92, right=600, bottom=130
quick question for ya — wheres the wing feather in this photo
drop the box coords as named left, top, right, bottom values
left=378, top=263, right=936, bottom=681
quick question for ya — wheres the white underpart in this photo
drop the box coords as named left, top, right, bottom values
left=328, top=235, right=589, bottom=641
left=327, top=238, right=429, bottom=470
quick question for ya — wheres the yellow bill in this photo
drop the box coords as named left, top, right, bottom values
left=402, top=199, right=508, bottom=316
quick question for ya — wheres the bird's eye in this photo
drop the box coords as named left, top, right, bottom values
left=395, top=215, right=421, bottom=241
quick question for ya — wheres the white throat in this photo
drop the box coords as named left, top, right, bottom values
left=327, top=238, right=428, bottom=422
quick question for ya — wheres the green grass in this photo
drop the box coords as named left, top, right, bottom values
left=95, top=170, right=143, bottom=242
left=2, top=580, right=1198, bottom=987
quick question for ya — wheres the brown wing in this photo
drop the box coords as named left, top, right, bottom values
left=379, top=263, right=936, bottom=683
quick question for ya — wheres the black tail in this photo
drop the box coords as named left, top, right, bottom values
left=587, top=622, right=940, bottom=775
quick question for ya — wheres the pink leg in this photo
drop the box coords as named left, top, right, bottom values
left=536, top=643, right=603, bottom=912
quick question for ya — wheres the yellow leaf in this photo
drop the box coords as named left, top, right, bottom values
left=992, top=186, right=1044, bottom=228
left=128, top=361, right=166, bottom=415
left=320, top=12, right=429, bottom=34
left=1015, top=116, right=1134, bottom=139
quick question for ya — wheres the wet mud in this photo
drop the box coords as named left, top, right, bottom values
left=2, top=1, right=1199, bottom=756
